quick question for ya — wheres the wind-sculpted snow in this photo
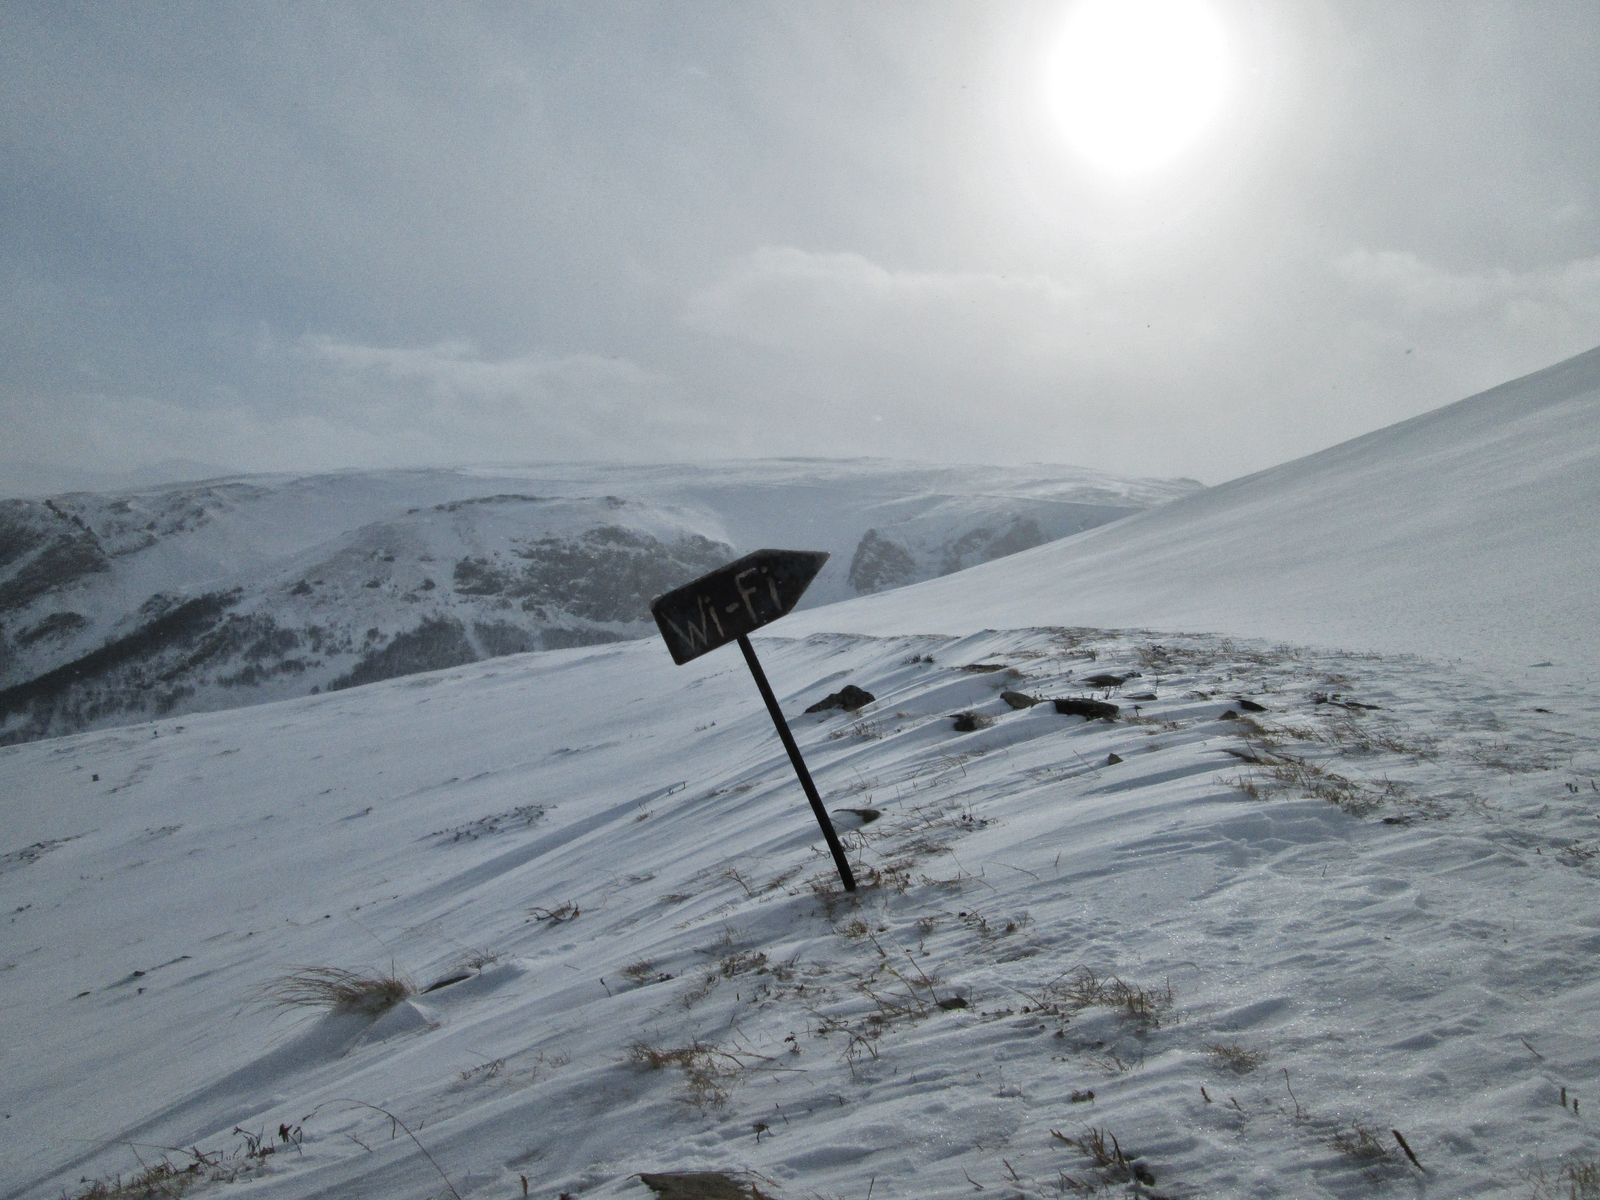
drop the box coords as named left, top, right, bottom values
left=1, top=626, right=1596, bottom=1199
left=0, top=461, right=1196, bottom=743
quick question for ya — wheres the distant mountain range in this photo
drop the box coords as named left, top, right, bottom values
left=0, top=460, right=1199, bottom=743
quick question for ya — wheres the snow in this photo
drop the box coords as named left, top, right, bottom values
left=780, top=346, right=1600, bottom=677
left=3, top=351, right=1600, bottom=1199
left=3, top=626, right=1598, bottom=1198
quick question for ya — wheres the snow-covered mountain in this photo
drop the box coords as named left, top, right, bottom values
left=0, top=461, right=1199, bottom=744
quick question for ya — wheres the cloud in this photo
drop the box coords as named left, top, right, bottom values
left=685, top=247, right=1101, bottom=365
left=1334, top=248, right=1600, bottom=327
left=679, top=247, right=1157, bottom=441
left=292, top=337, right=715, bottom=463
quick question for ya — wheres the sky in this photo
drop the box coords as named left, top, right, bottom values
left=4, top=1, right=1600, bottom=486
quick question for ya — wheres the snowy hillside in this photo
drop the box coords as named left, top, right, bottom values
left=5, top=355, right=1600, bottom=1199
left=0, top=461, right=1198, bottom=744
left=2, top=626, right=1597, bottom=1200
left=782, top=347, right=1600, bottom=678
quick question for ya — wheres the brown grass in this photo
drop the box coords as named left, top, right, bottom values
left=1329, top=1123, right=1400, bottom=1166
left=1203, top=1041, right=1268, bottom=1072
left=1527, top=1159, right=1600, bottom=1200
left=259, top=966, right=414, bottom=1015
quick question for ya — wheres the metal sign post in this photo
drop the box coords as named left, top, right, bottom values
left=651, top=549, right=856, bottom=892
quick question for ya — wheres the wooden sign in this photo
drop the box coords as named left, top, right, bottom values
left=650, top=548, right=855, bottom=891
left=651, top=549, right=829, bottom=666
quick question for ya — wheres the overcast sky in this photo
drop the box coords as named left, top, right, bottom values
left=4, top=1, right=1600, bottom=485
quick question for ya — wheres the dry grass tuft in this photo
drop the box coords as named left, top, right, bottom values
left=627, top=1040, right=744, bottom=1110
left=1220, top=773, right=1264, bottom=799
left=1203, top=1041, right=1268, bottom=1072
left=1329, top=1123, right=1400, bottom=1166
left=259, top=965, right=414, bottom=1015
left=62, top=1129, right=280, bottom=1199
left=1527, top=1159, right=1600, bottom=1200
left=1020, top=968, right=1174, bottom=1028
left=1050, top=1126, right=1156, bottom=1187
left=828, top=719, right=885, bottom=741
left=621, top=958, right=666, bottom=985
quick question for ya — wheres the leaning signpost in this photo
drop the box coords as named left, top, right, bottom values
left=650, top=549, right=856, bottom=892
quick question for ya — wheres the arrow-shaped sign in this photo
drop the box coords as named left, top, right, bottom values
left=651, top=549, right=829, bottom=665
left=650, top=549, right=855, bottom=891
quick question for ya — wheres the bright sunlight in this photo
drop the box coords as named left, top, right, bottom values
left=1044, top=0, right=1232, bottom=176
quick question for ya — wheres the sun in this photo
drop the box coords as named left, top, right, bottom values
left=1044, top=0, right=1232, bottom=177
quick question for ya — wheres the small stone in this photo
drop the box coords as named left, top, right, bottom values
left=639, top=1172, right=758, bottom=1200
left=1000, top=690, right=1039, bottom=709
left=1106, top=752, right=1123, bottom=765
left=1127, top=692, right=1157, bottom=701
left=952, top=711, right=994, bottom=732
left=804, top=684, right=876, bottom=713
left=1236, top=698, right=1267, bottom=712
left=1218, top=709, right=1239, bottom=720
left=1053, top=697, right=1119, bottom=721
left=937, top=996, right=969, bottom=1010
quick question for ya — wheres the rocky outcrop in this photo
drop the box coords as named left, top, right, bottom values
left=847, top=529, right=918, bottom=594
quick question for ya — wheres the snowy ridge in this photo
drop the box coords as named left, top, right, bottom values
left=2, top=625, right=1597, bottom=1199
left=781, top=346, right=1600, bottom=676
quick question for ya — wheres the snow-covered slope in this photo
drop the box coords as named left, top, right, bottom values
left=6, top=357, right=1600, bottom=1200
left=3, top=626, right=1597, bottom=1200
left=0, top=461, right=1198, bottom=744
left=782, top=347, right=1600, bottom=676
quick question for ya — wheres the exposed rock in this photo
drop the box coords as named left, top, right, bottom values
left=1106, top=752, right=1124, bottom=765
left=1000, top=690, right=1039, bottom=709
left=1127, top=692, right=1158, bottom=701
left=327, top=617, right=478, bottom=692
left=937, top=996, right=969, bottom=1010
left=952, top=711, right=993, bottom=732
left=847, top=528, right=918, bottom=594
left=1311, top=692, right=1382, bottom=710
left=959, top=662, right=1009, bottom=673
left=1053, top=697, right=1119, bottom=720
left=14, top=611, right=87, bottom=647
left=1083, top=672, right=1138, bottom=688
left=639, top=1172, right=763, bottom=1200
left=1236, top=698, right=1267, bottom=712
left=1218, top=709, right=1239, bottom=720
left=453, top=525, right=731, bottom=622
left=805, top=684, right=875, bottom=713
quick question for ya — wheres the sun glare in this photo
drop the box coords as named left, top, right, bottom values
left=1044, top=0, right=1232, bottom=176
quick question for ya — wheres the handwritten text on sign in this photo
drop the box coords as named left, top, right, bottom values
left=649, top=549, right=829, bottom=665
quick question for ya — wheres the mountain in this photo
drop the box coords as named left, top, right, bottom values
left=0, top=460, right=1199, bottom=744
left=782, top=346, right=1600, bottom=676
